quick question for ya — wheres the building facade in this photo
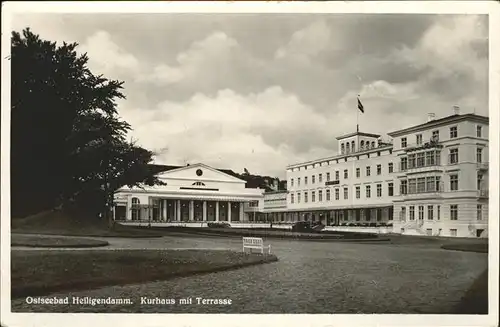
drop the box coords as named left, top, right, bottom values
left=389, top=112, right=489, bottom=237
left=113, top=163, right=264, bottom=223
left=113, top=112, right=489, bottom=238
left=286, top=132, right=395, bottom=226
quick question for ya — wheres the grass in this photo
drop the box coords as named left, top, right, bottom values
left=441, top=243, right=488, bottom=253
left=11, top=234, right=109, bottom=248
left=11, top=249, right=278, bottom=298
left=11, top=209, right=164, bottom=238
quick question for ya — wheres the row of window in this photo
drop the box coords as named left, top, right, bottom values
left=400, top=204, right=484, bottom=221
left=340, top=140, right=379, bottom=154
left=400, top=125, right=484, bottom=148
left=399, top=147, right=484, bottom=171
left=290, top=163, right=394, bottom=187
left=399, top=172, right=485, bottom=195
left=290, top=182, right=394, bottom=204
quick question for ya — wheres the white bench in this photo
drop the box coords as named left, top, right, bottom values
left=242, top=237, right=271, bottom=254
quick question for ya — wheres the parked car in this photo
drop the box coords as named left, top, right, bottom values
left=207, top=222, right=231, bottom=228
left=291, top=221, right=313, bottom=232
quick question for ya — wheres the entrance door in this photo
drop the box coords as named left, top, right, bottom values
left=115, top=205, right=126, bottom=220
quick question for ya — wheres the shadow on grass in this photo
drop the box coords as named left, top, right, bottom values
left=454, top=269, right=488, bottom=314
left=11, top=234, right=109, bottom=248
left=441, top=243, right=488, bottom=253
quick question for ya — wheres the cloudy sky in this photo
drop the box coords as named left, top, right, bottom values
left=12, top=12, right=488, bottom=178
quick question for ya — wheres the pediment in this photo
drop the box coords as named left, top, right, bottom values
left=157, top=163, right=245, bottom=183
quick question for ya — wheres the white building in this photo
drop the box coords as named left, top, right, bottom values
left=113, top=163, right=264, bottom=223
left=286, top=131, right=395, bottom=226
left=389, top=110, right=489, bottom=237
left=285, top=109, right=489, bottom=237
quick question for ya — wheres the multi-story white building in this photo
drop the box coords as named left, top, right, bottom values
left=286, top=131, right=395, bottom=226
left=284, top=109, right=489, bottom=237
left=389, top=110, right=489, bottom=237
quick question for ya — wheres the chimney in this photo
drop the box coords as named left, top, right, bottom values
left=453, top=105, right=460, bottom=115
left=427, top=113, right=436, bottom=122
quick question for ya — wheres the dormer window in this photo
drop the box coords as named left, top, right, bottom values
left=192, top=182, right=206, bottom=186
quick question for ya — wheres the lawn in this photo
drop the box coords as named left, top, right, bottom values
left=11, top=234, right=109, bottom=248
left=11, top=209, right=164, bottom=238
left=11, top=249, right=278, bottom=298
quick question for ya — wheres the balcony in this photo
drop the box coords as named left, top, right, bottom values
left=477, top=162, right=489, bottom=171
left=403, top=140, right=443, bottom=153
left=478, top=189, right=489, bottom=198
left=400, top=182, right=444, bottom=198
left=398, top=160, right=442, bottom=173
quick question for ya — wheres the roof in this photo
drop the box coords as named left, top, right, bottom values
left=387, top=113, right=489, bottom=137
left=149, top=164, right=239, bottom=177
left=336, top=131, right=381, bottom=140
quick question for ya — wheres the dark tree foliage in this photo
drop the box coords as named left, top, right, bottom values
left=11, top=28, right=163, bottom=221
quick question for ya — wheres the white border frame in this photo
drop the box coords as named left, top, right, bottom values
left=1, top=2, right=499, bottom=327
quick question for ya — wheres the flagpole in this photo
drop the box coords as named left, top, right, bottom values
left=356, top=95, right=360, bottom=132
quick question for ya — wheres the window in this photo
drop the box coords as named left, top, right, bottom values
left=388, top=182, right=394, bottom=196
left=416, top=178, right=425, bottom=193
left=476, top=148, right=483, bottom=163
left=425, top=151, right=434, bottom=166
left=131, top=197, right=140, bottom=220
left=477, top=173, right=483, bottom=190
left=408, top=154, right=416, bottom=169
left=409, top=179, right=416, bottom=194
left=449, top=148, right=459, bottom=164
left=400, top=207, right=407, bottom=221
left=297, top=177, right=301, bottom=186
left=326, top=189, right=331, bottom=201
left=192, top=181, right=206, bottom=186
left=416, top=152, right=425, bottom=167
left=335, top=171, right=339, bottom=180
left=426, top=229, right=433, bottom=236
left=416, top=134, right=423, bottom=145
left=377, top=164, right=381, bottom=175
left=326, top=172, right=330, bottom=181
left=437, top=205, right=441, bottom=220
left=418, top=206, right=424, bottom=220
left=450, top=205, right=458, bottom=220
left=432, top=130, right=439, bottom=141
left=343, top=187, right=348, bottom=200
left=312, top=191, right=316, bottom=202
left=366, top=166, right=371, bottom=176
left=304, top=192, right=308, bottom=203
left=346, top=142, right=350, bottom=153
left=371, top=141, right=375, bottom=148
left=476, top=125, right=482, bottom=138
left=312, top=175, right=315, bottom=184
left=305, top=176, right=308, bottom=185
left=426, top=176, right=436, bottom=192
left=400, top=180, right=408, bottom=195
left=291, top=194, right=294, bottom=204
left=450, top=126, right=458, bottom=138
left=341, top=143, right=345, bottom=154
left=377, top=208, right=382, bottom=221
left=319, top=190, right=323, bottom=202
left=290, top=178, right=294, bottom=187
left=344, top=169, right=348, bottom=179
left=477, top=204, right=482, bottom=220
left=388, top=163, right=394, bottom=173
left=356, top=168, right=360, bottom=178
left=356, top=186, right=361, bottom=199
left=366, top=185, right=371, bottom=198
left=377, top=184, right=382, bottom=197
left=400, top=157, right=408, bottom=171
left=428, top=205, right=434, bottom=220
left=335, top=188, right=340, bottom=200
left=297, top=193, right=301, bottom=203
left=352, top=141, right=356, bottom=152
left=409, top=206, right=415, bottom=220
left=401, top=137, right=407, bottom=148
left=450, top=229, right=457, bottom=237
left=450, top=174, right=459, bottom=191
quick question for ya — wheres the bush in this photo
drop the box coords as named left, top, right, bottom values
left=207, top=222, right=231, bottom=228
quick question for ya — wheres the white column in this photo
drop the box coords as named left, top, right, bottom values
left=215, top=201, right=219, bottom=221
left=162, top=199, right=167, bottom=221
left=126, top=196, right=132, bottom=221
left=189, top=200, right=194, bottom=221
left=202, top=201, right=207, bottom=221
left=239, top=202, right=244, bottom=222
left=228, top=202, right=232, bottom=222
left=176, top=200, right=181, bottom=221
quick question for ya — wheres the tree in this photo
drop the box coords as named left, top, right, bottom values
left=11, top=28, right=162, bottom=222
